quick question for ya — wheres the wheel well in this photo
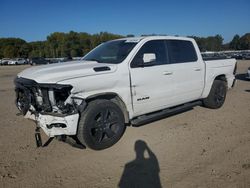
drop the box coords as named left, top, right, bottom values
left=214, top=74, right=228, bottom=89
left=85, top=93, right=129, bottom=123
left=215, top=75, right=227, bottom=82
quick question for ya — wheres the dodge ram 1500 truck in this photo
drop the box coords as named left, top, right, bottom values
left=14, top=36, right=237, bottom=150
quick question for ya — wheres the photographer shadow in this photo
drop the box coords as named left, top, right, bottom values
left=118, top=140, right=162, bottom=188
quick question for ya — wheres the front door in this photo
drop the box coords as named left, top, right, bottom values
left=129, top=40, right=175, bottom=116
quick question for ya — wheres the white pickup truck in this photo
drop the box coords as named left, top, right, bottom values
left=15, top=36, right=237, bottom=150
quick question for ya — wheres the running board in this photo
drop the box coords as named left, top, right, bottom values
left=131, top=101, right=202, bottom=127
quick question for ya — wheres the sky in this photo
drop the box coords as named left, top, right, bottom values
left=0, top=0, right=249, bottom=43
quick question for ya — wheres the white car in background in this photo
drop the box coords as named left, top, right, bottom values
left=8, top=58, right=26, bottom=65
left=1, top=58, right=10, bottom=65
left=247, top=67, right=250, bottom=79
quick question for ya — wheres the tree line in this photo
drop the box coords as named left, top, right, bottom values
left=192, top=33, right=250, bottom=52
left=0, top=31, right=249, bottom=59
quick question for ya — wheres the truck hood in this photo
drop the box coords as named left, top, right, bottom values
left=17, top=60, right=118, bottom=83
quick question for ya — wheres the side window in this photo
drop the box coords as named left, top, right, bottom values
left=131, top=40, right=168, bottom=68
left=166, top=40, right=198, bottom=64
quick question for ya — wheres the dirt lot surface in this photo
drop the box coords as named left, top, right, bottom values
left=0, top=61, right=250, bottom=188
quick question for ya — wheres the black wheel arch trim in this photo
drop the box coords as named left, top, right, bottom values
left=85, top=92, right=129, bottom=123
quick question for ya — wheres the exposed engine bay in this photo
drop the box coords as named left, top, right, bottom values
left=14, top=77, right=82, bottom=138
left=15, top=77, right=78, bottom=115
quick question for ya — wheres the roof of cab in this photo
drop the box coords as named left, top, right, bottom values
left=115, top=35, right=194, bottom=42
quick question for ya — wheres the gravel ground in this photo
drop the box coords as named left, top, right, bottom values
left=0, top=61, right=250, bottom=188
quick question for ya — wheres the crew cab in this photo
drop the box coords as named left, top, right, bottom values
left=14, top=36, right=237, bottom=150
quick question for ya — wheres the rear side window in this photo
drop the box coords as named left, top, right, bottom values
left=131, top=40, right=168, bottom=68
left=166, top=40, right=197, bottom=63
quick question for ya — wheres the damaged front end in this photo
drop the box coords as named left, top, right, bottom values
left=14, top=77, right=84, bottom=138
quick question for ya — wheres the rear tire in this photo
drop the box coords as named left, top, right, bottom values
left=77, top=99, right=126, bottom=150
left=203, top=80, right=227, bottom=109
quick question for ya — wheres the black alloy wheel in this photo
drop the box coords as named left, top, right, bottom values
left=77, top=99, right=126, bottom=150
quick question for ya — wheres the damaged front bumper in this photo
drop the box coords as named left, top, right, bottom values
left=14, top=77, right=84, bottom=138
left=25, top=110, right=79, bottom=137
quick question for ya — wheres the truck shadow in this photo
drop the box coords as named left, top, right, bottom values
left=235, top=73, right=249, bottom=81
left=118, top=140, right=162, bottom=188
left=245, top=90, right=250, bottom=92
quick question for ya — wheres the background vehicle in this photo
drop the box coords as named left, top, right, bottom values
left=247, top=67, right=250, bottom=79
left=30, top=57, right=50, bottom=65
left=232, top=53, right=243, bottom=60
left=243, top=53, right=250, bottom=60
left=49, top=59, right=60, bottom=64
left=201, top=52, right=228, bottom=60
left=15, top=36, right=237, bottom=150
left=59, top=56, right=73, bottom=63
left=8, top=58, right=27, bottom=65
left=1, top=58, right=10, bottom=65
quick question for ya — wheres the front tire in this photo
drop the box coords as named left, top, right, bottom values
left=77, top=99, right=126, bottom=150
left=203, top=80, right=227, bottom=109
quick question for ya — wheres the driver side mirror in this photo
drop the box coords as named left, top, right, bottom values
left=143, top=53, right=156, bottom=64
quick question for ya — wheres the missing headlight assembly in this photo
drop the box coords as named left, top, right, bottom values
left=14, top=77, right=83, bottom=147
left=14, top=77, right=77, bottom=116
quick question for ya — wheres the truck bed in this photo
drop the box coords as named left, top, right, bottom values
left=201, top=58, right=236, bottom=98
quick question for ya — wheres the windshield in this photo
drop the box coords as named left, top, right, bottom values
left=82, top=40, right=137, bottom=64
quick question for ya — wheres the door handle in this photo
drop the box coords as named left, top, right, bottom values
left=163, top=71, right=173, bottom=75
left=194, top=68, right=202, bottom=71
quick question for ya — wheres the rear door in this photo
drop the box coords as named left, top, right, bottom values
left=165, top=40, right=205, bottom=103
left=129, top=40, right=175, bottom=116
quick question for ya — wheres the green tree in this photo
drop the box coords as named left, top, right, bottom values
left=229, top=34, right=240, bottom=50
left=239, top=33, right=250, bottom=50
left=0, top=32, right=249, bottom=59
left=19, top=43, right=30, bottom=58
left=3, top=46, right=16, bottom=58
left=0, top=38, right=27, bottom=58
